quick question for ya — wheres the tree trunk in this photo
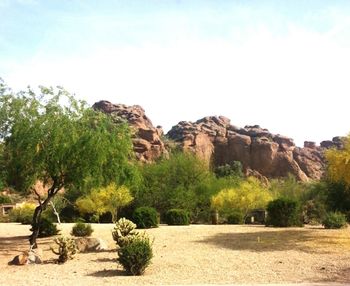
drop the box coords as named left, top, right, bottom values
left=29, top=191, right=55, bottom=248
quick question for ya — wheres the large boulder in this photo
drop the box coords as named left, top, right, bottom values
left=167, top=116, right=341, bottom=181
left=93, top=101, right=167, bottom=162
left=75, top=237, right=108, bottom=252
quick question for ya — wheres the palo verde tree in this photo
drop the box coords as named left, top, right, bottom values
left=0, top=79, right=137, bottom=247
left=324, top=135, right=350, bottom=214
left=325, top=135, right=350, bottom=186
left=76, top=183, right=133, bottom=222
left=211, top=177, right=272, bottom=219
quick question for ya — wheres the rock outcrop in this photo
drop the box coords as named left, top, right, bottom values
left=93, top=100, right=342, bottom=181
left=167, top=116, right=343, bottom=181
left=93, top=101, right=167, bottom=162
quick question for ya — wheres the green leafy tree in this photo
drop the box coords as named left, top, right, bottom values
left=269, top=174, right=304, bottom=201
left=76, top=183, right=133, bottom=222
left=211, top=177, right=272, bottom=219
left=0, top=80, right=137, bottom=247
left=214, top=161, right=243, bottom=178
left=326, top=136, right=350, bottom=185
left=136, top=152, right=213, bottom=218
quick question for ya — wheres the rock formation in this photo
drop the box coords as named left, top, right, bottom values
left=93, top=101, right=167, bottom=162
left=93, top=100, right=342, bottom=181
left=167, top=116, right=343, bottom=181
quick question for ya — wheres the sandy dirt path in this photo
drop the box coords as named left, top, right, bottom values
left=0, top=223, right=350, bottom=285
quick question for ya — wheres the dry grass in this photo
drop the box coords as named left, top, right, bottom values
left=1, top=223, right=350, bottom=285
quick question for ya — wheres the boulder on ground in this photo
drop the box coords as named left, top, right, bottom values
left=75, top=237, right=108, bottom=252
left=8, top=252, right=29, bottom=266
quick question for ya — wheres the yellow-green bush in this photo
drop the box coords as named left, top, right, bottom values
left=211, top=177, right=272, bottom=219
left=9, top=203, right=36, bottom=224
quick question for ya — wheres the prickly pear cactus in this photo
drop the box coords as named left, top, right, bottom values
left=51, top=236, right=77, bottom=263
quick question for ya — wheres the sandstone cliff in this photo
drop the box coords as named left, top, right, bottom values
left=93, top=100, right=341, bottom=181
left=167, top=116, right=342, bottom=181
left=93, top=101, right=167, bottom=162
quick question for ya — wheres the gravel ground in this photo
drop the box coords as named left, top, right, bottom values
left=1, top=223, right=350, bottom=285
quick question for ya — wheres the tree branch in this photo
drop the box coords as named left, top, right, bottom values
left=32, top=188, right=43, bottom=207
left=49, top=200, right=61, bottom=224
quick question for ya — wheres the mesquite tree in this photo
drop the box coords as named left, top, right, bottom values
left=0, top=79, right=137, bottom=247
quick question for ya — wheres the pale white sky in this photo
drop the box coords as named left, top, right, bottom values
left=1, top=1, right=350, bottom=146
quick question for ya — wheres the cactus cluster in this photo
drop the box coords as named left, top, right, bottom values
left=112, top=218, right=153, bottom=275
left=51, top=236, right=77, bottom=263
left=112, top=218, right=140, bottom=248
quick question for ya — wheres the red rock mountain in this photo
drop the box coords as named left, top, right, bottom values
left=94, top=101, right=341, bottom=181
left=167, top=116, right=343, bottom=181
left=93, top=101, right=167, bottom=162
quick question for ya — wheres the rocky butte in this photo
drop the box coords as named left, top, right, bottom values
left=93, top=100, right=167, bottom=162
left=94, top=100, right=342, bottom=181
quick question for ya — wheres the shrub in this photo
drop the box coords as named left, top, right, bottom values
left=226, top=210, right=244, bottom=224
left=59, top=205, right=81, bottom=223
left=0, top=194, right=12, bottom=204
left=266, top=198, right=302, bottom=227
left=9, top=203, right=36, bottom=224
left=51, top=236, right=77, bottom=263
left=322, top=212, right=347, bottom=229
left=165, top=209, right=190, bottom=225
left=117, top=236, right=153, bottom=275
left=215, top=161, right=243, bottom=178
left=112, top=218, right=139, bottom=248
left=302, top=200, right=327, bottom=224
left=71, top=222, right=93, bottom=237
left=132, top=207, right=158, bottom=229
left=35, top=217, right=60, bottom=237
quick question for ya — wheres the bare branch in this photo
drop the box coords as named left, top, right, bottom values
left=49, top=200, right=61, bottom=224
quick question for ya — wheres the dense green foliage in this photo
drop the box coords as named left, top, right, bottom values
left=322, top=212, right=347, bottom=229
left=211, top=177, right=272, bottom=220
left=135, top=152, right=221, bottom=222
left=71, top=222, right=94, bottom=237
left=0, top=144, right=5, bottom=191
left=132, top=207, right=158, bottom=229
left=76, top=183, right=133, bottom=222
left=35, top=217, right=59, bottom=237
left=226, top=210, right=244, bottom=224
left=325, top=182, right=350, bottom=216
left=269, top=174, right=305, bottom=201
left=9, top=203, right=36, bottom=224
left=0, top=194, right=12, bottom=204
left=266, top=198, right=302, bottom=227
left=0, top=79, right=138, bottom=246
left=59, top=205, right=81, bottom=223
left=215, top=161, right=243, bottom=178
left=117, top=236, right=153, bottom=275
left=165, top=209, right=190, bottom=225
left=325, top=136, right=350, bottom=186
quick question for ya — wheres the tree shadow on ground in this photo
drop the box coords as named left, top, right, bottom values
left=196, top=228, right=346, bottom=254
left=0, top=234, right=61, bottom=258
left=91, top=257, right=117, bottom=263
left=88, top=269, right=126, bottom=277
left=0, top=235, right=29, bottom=253
left=313, top=263, right=350, bottom=284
